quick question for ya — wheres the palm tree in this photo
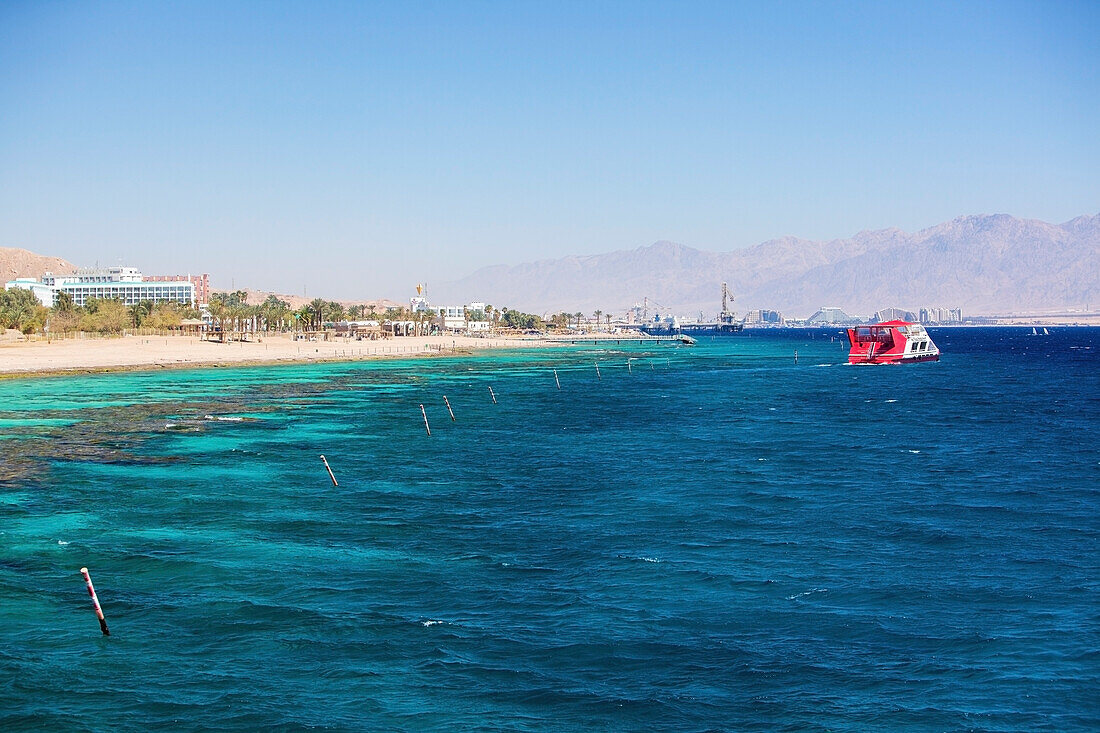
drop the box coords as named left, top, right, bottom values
left=593, top=310, right=602, bottom=332
left=326, top=301, right=345, bottom=324
left=309, top=298, right=326, bottom=332
left=206, top=297, right=228, bottom=342
left=294, top=305, right=311, bottom=333
left=129, top=299, right=153, bottom=329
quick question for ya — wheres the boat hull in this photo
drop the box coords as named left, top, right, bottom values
left=846, top=320, right=940, bottom=364
left=849, top=351, right=940, bottom=365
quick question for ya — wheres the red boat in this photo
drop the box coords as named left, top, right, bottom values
left=846, top=320, right=939, bottom=364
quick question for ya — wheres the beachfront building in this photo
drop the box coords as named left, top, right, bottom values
left=744, top=309, right=784, bottom=327
left=6, top=267, right=199, bottom=308
left=872, top=307, right=918, bottom=323
left=918, top=306, right=963, bottom=324
left=807, top=306, right=858, bottom=325
left=145, top=273, right=210, bottom=305
left=3, top=278, right=58, bottom=307
left=437, top=305, right=467, bottom=333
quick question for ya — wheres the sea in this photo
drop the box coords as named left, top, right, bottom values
left=1, top=327, right=1097, bottom=731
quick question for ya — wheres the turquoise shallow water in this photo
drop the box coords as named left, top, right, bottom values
left=1, top=328, right=1097, bottom=731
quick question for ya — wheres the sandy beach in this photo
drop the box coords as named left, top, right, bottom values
left=0, top=332, right=552, bottom=378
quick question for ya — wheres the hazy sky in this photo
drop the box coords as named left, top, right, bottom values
left=2, top=1, right=1097, bottom=299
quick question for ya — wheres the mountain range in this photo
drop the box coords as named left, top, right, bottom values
left=432, top=214, right=1100, bottom=318
left=5, top=213, right=1098, bottom=317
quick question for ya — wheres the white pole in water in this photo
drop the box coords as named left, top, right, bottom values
left=794, top=350, right=798, bottom=365
left=488, top=386, right=497, bottom=404
left=319, top=454, right=338, bottom=486
left=420, top=404, right=431, bottom=436
left=628, top=359, right=633, bottom=374
left=80, top=567, right=110, bottom=636
left=553, top=369, right=561, bottom=390
left=595, top=362, right=601, bottom=380
left=443, top=395, right=456, bottom=421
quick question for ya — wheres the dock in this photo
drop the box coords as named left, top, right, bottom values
left=541, top=335, right=694, bottom=346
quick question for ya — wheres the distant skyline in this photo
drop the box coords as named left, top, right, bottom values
left=2, top=1, right=1098, bottom=299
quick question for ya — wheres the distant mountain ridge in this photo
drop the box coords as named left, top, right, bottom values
left=432, top=214, right=1100, bottom=317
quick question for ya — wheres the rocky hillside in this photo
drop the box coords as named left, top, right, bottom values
left=432, top=214, right=1100, bottom=317
left=0, top=247, right=76, bottom=282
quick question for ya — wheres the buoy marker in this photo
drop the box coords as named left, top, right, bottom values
left=488, top=386, right=497, bottom=404
left=553, top=369, right=561, bottom=390
left=443, top=395, right=456, bottom=421
left=80, top=567, right=110, bottom=636
left=319, top=454, right=338, bottom=486
left=419, top=404, right=431, bottom=436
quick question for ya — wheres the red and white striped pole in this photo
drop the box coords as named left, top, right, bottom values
left=80, top=567, right=110, bottom=636
left=319, top=454, right=338, bottom=486
left=443, top=395, right=456, bottom=422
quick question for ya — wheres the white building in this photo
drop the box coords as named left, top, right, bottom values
left=4, top=278, right=58, bottom=307
left=437, top=305, right=467, bottom=332
left=6, top=267, right=196, bottom=308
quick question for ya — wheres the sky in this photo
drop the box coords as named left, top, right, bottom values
left=1, top=0, right=1097, bottom=300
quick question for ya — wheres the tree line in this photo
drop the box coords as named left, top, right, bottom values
left=0, top=288, right=202, bottom=335
left=2, top=285, right=597, bottom=337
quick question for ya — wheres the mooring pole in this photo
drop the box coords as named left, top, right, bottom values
left=488, top=386, right=497, bottom=404
left=420, top=404, right=431, bottom=436
left=443, top=395, right=456, bottom=421
left=553, top=369, right=561, bottom=390
left=319, top=454, right=338, bottom=486
left=80, top=567, right=110, bottom=636
left=595, top=362, right=601, bottom=380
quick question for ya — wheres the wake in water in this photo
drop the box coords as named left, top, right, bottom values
left=787, top=588, right=828, bottom=601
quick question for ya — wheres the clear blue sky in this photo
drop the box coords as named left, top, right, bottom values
left=2, top=1, right=1097, bottom=299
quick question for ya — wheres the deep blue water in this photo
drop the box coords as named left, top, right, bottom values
left=1, top=327, right=1097, bottom=731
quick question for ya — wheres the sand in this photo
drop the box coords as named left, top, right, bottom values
left=0, top=332, right=552, bottom=378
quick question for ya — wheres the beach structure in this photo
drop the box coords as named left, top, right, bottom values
left=5, top=267, right=202, bottom=308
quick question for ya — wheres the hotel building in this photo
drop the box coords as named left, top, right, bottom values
left=6, top=267, right=200, bottom=308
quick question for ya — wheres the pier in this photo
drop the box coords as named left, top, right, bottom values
left=541, top=335, right=693, bottom=346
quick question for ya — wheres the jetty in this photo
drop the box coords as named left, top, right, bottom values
left=540, top=335, right=694, bottom=346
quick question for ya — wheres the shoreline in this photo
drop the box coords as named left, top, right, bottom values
left=0, top=333, right=559, bottom=381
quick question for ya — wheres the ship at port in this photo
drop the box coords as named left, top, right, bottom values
left=634, top=283, right=745, bottom=336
